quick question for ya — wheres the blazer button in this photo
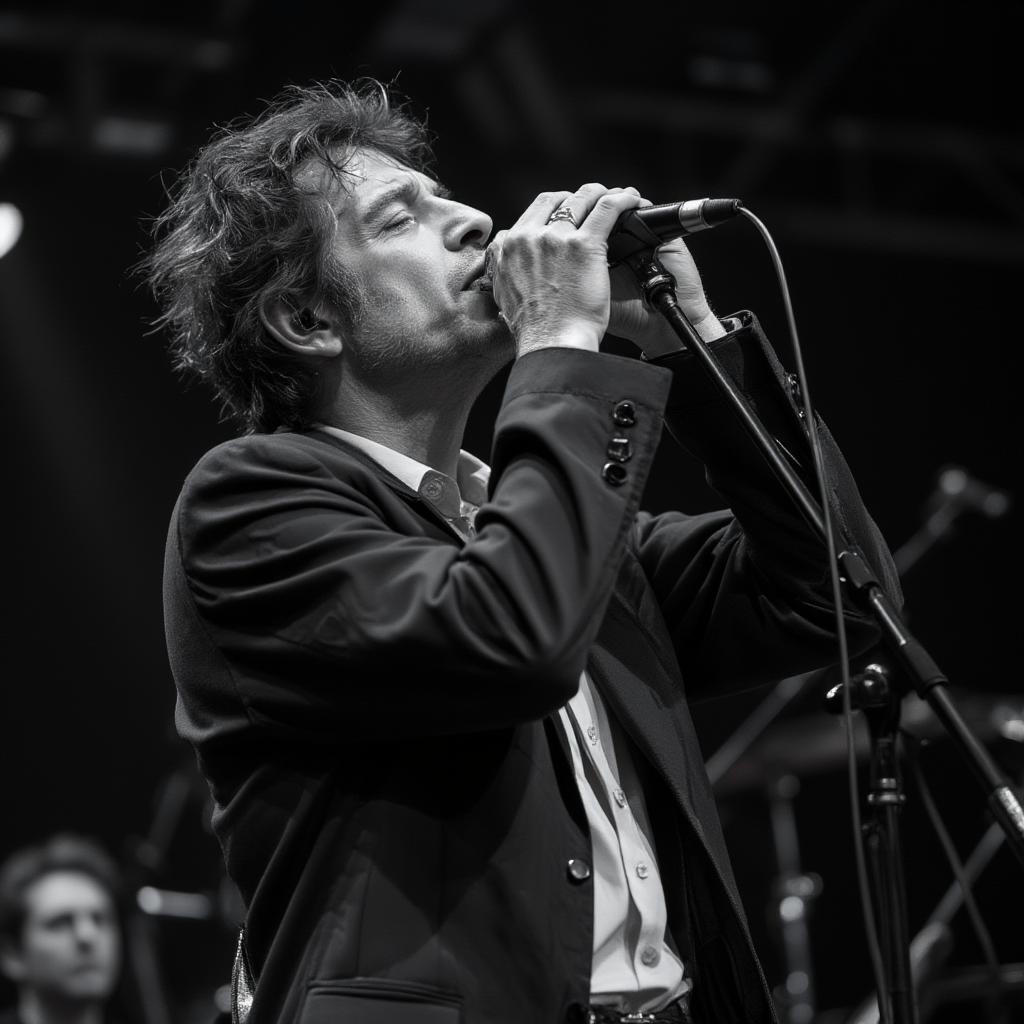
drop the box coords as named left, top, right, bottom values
left=606, top=436, right=632, bottom=462
left=566, top=858, right=592, bottom=883
left=601, top=462, right=628, bottom=487
left=612, top=400, right=637, bottom=427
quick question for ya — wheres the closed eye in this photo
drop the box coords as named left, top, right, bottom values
left=384, top=214, right=416, bottom=232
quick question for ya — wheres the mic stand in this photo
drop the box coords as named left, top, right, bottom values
left=833, top=666, right=917, bottom=1024
left=629, top=253, right=1024, bottom=869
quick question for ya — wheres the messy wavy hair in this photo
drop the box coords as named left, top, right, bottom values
left=143, top=79, right=435, bottom=433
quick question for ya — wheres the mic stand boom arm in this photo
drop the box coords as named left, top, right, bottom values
left=628, top=252, right=1024, bottom=869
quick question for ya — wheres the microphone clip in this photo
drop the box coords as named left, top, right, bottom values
left=627, top=251, right=678, bottom=310
left=607, top=215, right=666, bottom=267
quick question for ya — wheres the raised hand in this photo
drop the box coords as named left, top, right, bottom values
left=488, top=184, right=644, bottom=357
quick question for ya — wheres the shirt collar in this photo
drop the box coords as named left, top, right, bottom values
left=313, top=424, right=490, bottom=516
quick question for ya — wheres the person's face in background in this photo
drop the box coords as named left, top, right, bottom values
left=2, top=870, right=121, bottom=1005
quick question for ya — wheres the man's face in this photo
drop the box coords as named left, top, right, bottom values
left=320, top=148, right=511, bottom=384
left=4, top=871, right=120, bottom=1004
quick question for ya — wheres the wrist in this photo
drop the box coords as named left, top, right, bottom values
left=637, top=309, right=727, bottom=358
left=515, top=323, right=602, bottom=357
left=690, top=309, right=727, bottom=342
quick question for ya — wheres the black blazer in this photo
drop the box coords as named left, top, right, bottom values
left=164, top=316, right=899, bottom=1024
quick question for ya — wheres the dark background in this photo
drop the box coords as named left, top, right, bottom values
left=0, top=1, right=1021, bottom=1021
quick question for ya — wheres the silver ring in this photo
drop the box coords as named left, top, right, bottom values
left=547, top=205, right=579, bottom=227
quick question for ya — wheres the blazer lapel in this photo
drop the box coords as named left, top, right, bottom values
left=588, top=588, right=711, bottom=846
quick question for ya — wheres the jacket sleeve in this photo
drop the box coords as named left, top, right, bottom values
left=633, top=311, right=902, bottom=698
left=167, top=347, right=673, bottom=740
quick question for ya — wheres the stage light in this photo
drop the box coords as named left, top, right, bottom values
left=0, top=202, right=22, bottom=259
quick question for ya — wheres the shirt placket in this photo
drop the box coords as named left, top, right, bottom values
left=565, top=681, right=684, bottom=996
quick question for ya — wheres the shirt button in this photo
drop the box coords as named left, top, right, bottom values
left=636, top=862, right=650, bottom=880
left=640, top=945, right=660, bottom=967
left=601, top=462, right=628, bottom=487
left=613, top=789, right=626, bottom=807
left=566, top=858, right=592, bottom=883
left=612, top=400, right=637, bottom=427
left=586, top=725, right=598, bottom=745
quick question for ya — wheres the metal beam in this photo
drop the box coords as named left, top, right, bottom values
left=0, top=14, right=235, bottom=69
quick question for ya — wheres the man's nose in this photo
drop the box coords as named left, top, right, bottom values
left=446, top=202, right=493, bottom=250
left=72, top=913, right=102, bottom=946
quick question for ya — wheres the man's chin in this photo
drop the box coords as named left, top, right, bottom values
left=57, top=968, right=117, bottom=999
left=457, top=307, right=512, bottom=350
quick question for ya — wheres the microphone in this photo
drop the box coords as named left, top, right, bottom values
left=933, top=465, right=1011, bottom=519
left=607, top=197, right=744, bottom=266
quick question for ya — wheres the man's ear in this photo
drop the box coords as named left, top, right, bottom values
left=0, top=940, right=26, bottom=982
left=260, top=294, right=344, bottom=359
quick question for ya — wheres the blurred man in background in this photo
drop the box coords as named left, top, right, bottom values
left=0, top=835, right=123, bottom=1024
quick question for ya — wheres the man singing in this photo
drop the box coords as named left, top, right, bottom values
left=147, top=79, right=899, bottom=1023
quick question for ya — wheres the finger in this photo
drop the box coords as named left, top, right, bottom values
left=482, top=231, right=507, bottom=288
left=654, top=238, right=692, bottom=257
left=575, top=189, right=644, bottom=240
left=487, top=229, right=508, bottom=262
left=513, top=190, right=574, bottom=228
left=550, top=184, right=642, bottom=230
left=546, top=182, right=609, bottom=229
